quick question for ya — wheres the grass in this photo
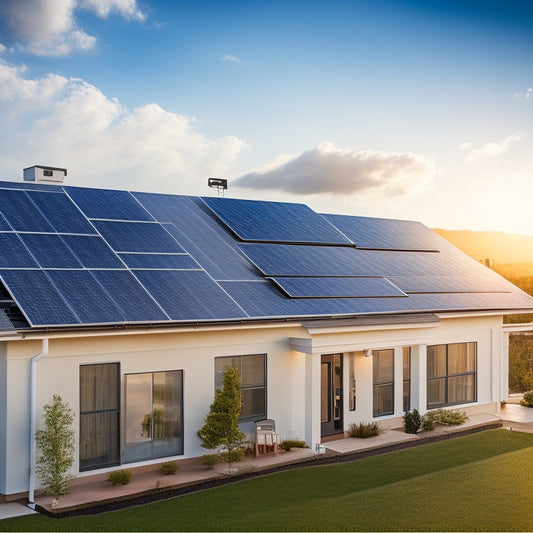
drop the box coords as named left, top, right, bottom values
left=2, top=429, right=533, bottom=531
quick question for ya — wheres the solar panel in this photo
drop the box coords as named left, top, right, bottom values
left=93, top=221, right=185, bottom=253
left=90, top=270, right=169, bottom=322
left=118, top=253, right=200, bottom=270
left=26, top=190, right=96, bottom=234
left=20, top=234, right=82, bottom=269
left=323, top=214, right=442, bottom=251
left=0, top=234, right=39, bottom=268
left=65, top=187, right=154, bottom=221
left=270, top=276, right=407, bottom=298
left=0, top=189, right=54, bottom=232
left=46, top=270, right=125, bottom=323
left=133, top=270, right=247, bottom=320
left=240, top=243, right=450, bottom=277
left=133, top=193, right=258, bottom=280
left=0, top=212, right=11, bottom=231
left=60, top=235, right=124, bottom=269
left=202, top=197, right=352, bottom=245
left=388, top=275, right=512, bottom=294
left=0, top=270, right=80, bottom=326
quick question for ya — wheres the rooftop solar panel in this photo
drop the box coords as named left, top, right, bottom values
left=118, top=253, right=200, bottom=270
left=323, top=214, right=443, bottom=251
left=0, top=270, right=80, bottom=326
left=0, top=189, right=54, bottom=232
left=46, top=270, right=125, bottom=323
left=20, top=234, right=82, bottom=269
left=388, top=275, right=512, bottom=294
left=93, top=221, right=185, bottom=253
left=65, top=187, right=154, bottom=221
left=0, top=234, right=39, bottom=268
left=26, top=190, right=96, bottom=234
left=0, top=213, right=11, bottom=231
left=270, top=276, right=407, bottom=298
left=90, top=270, right=169, bottom=322
left=60, top=235, right=125, bottom=268
left=133, top=193, right=258, bottom=280
left=134, top=270, right=247, bottom=320
left=203, top=197, right=352, bottom=245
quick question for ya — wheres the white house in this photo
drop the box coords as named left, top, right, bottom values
left=0, top=174, right=532, bottom=502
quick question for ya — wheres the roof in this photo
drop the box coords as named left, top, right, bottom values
left=0, top=179, right=531, bottom=330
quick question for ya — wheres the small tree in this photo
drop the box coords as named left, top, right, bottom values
left=35, top=394, right=75, bottom=504
left=403, top=409, right=422, bottom=434
left=198, top=367, right=245, bottom=474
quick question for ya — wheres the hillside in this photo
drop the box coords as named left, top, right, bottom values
left=434, top=229, right=533, bottom=276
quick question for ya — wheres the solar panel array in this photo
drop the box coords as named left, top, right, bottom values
left=0, top=179, right=530, bottom=328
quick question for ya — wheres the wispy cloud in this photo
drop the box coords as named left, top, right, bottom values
left=234, top=142, right=434, bottom=198
left=221, top=54, right=242, bottom=63
left=0, top=0, right=145, bottom=56
left=0, top=60, right=247, bottom=191
left=513, top=88, right=532, bottom=100
left=464, top=134, right=522, bottom=163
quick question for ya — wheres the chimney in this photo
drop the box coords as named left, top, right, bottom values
left=23, top=165, right=67, bottom=184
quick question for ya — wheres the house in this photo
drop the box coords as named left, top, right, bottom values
left=1, top=171, right=533, bottom=502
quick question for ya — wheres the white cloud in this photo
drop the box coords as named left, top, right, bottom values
left=513, top=88, right=532, bottom=100
left=464, top=134, right=522, bottom=163
left=0, top=60, right=247, bottom=192
left=221, top=54, right=242, bottom=63
left=233, top=142, right=434, bottom=198
left=0, top=0, right=144, bottom=56
left=458, top=142, right=471, bottom=151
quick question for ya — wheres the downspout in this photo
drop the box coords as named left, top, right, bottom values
left=28, top=338, right=49, bottom=508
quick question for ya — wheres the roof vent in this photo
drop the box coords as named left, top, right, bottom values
left=23, top=165, right=67, bottom=184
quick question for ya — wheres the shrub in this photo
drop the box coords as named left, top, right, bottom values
left=158, top=461, right=180, bottom=475
left=422, top=409, right=467, bottom=430
left=218, top=447, right=246, bottom=463
left=348, top=422, right=382, bottom=438
left=107, top=469, right=131, bottom=486
left=403, top=409, right=422, bottom=434
left=280, top=439, right=307, bottom=451
left=520, top=390, right=533, bottom=407
left=201, top=454, right=219, bottom=469
left=35, top=394, right=75, bottom=503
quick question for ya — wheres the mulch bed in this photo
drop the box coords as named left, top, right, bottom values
left=38, top=421, right=503, bottom=519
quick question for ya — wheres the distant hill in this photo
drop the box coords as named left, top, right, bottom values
left=433, top=229, right=533, bottom=277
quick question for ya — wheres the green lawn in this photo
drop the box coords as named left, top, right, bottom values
left=2, top=429, right=533, bottom=531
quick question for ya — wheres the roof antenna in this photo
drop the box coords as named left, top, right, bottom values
left=208, top=178, right=228, bottom=197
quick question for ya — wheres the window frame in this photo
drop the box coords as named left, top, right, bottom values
left=403, top=347, right=411, bottom=412
left=427, top=342, right=477, bottom=409
left=215, top=354, right=267, bottom=422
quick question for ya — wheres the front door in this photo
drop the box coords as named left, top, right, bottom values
left=321, top=354, right=343, bottom=437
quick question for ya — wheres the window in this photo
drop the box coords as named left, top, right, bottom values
left=373, top=349, right=394, bottom=417
left=215, top=354, right=266, bottom=421
left=43, top=169, right=53, bottom=177
left=79, top=363, right=120, bottom=471
left=349, top=352, right=356, bottom=411
left=123, top=370, right=183, bottom=463
left=427, top=342, right=477, bottom=408
left=403, top=347, right=411, bottom=412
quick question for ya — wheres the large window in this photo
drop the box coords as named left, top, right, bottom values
left=215, top=354, right=266, bottom=421
left=79, top=363, right=120, bottom=471
left=427, top=342, right=477, bottom=408
left=123, top=370, right=183, bottom=463
left=373, top=349, right=394, bottom=417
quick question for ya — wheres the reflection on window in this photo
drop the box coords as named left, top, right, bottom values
left=215, top=354, right=266, bottom=421
left=123, top=370, right=183, bottom=463
left=373, top=349, right=394, bottom=417
left=427, top=342, right=477, bottom=408
left=349, top=352, right=357, bottom=411
left=79, top=363, right=120, bottom=471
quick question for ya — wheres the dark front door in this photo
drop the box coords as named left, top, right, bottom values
left=321, top=354, right=343, bottom=437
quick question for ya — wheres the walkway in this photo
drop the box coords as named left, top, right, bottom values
left=1, top=404, right=532, bottom=520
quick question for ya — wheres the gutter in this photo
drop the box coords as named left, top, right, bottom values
left=28, top=338, right=49, bottom=508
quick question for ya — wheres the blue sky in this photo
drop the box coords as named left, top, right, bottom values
left=0, top=0, right=532, bottom=235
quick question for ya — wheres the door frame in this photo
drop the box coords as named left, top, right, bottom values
left=320, top=353, right=343, bottom=437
